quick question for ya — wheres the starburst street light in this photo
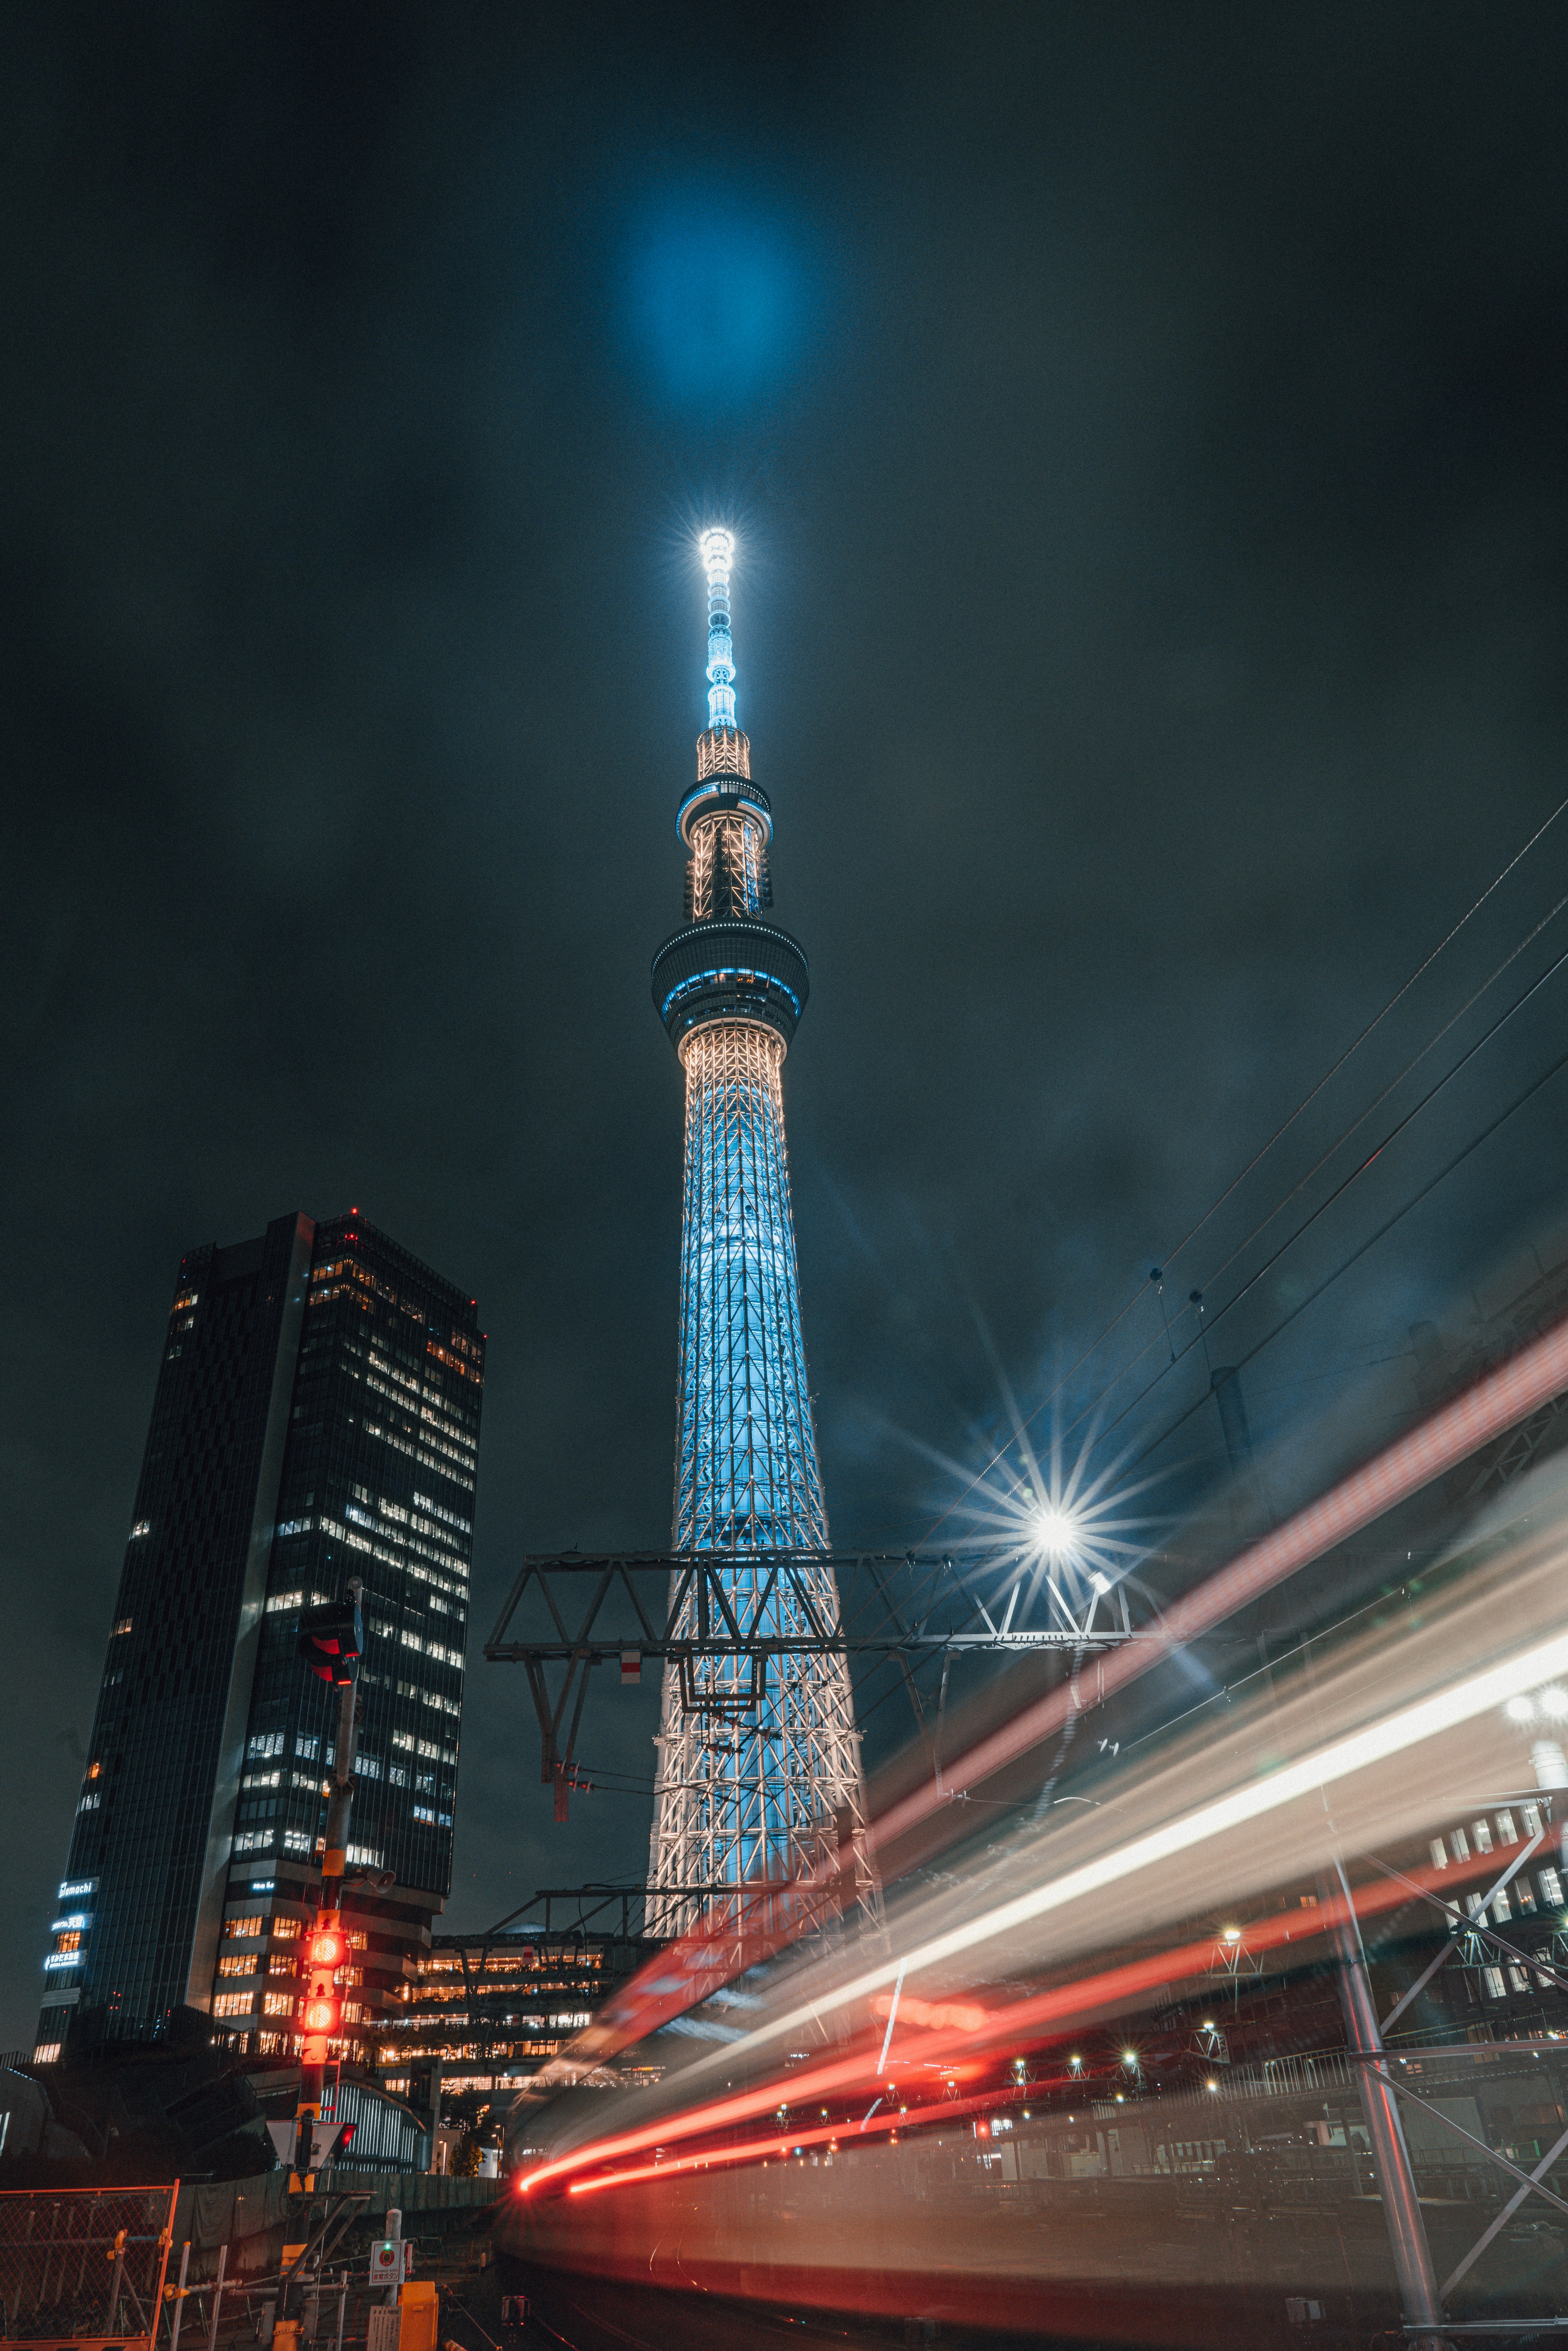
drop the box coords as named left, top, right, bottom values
left=1032, top=1502, right=1082, bottom=1559
left=939, top=1434, right=1154, bottom=1606
left=931, top=1368, right=1160, bottom=1607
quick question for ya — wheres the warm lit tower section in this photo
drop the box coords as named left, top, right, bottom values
left=647, top=530, right=867, bottom=1926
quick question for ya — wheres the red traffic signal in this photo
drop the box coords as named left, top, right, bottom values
left=296, top=1596, right=363, bottom=1685
left=301, top=1994, right=341, bottom=2036
left=307, top=1927, right=345, bottom=1968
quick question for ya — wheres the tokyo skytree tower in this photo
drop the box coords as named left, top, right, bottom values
left=646, top=530, right=870, bottom=1929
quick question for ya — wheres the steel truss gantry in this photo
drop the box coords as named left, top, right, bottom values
left=1314, top=1798, right=1568, bottom=2343
left=485, top=1542, right=1140, bottom=1820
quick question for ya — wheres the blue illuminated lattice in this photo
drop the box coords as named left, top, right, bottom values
left=646, top=1020, right=866, bottom=1910
left=673, top=1021, right=827, bottom=1552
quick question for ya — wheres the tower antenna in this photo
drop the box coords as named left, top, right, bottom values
left=701, top=527, right=737, bottom=732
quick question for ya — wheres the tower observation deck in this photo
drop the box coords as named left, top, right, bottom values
left=646, top=530, right=871, bottom=1932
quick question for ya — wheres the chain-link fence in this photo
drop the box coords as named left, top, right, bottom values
left=0, top=2186, right=177, bottom=2346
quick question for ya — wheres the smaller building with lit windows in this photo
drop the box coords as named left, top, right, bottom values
left=373, top=1930, right=650, bottom=2098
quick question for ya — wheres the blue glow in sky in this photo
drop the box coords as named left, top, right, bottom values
left=627, top=201, right=805, bottom=405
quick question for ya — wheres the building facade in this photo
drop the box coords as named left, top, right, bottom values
left=374, top=1929, right=650, bottom=2101
left=39, top=1210, right=483, bottom=2067
left=644, top=531, right=870, bottom=1925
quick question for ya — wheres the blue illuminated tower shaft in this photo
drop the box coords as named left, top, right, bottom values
left=647, top=533, right=869, bottom=1926
left=675, top=1021, right=826, bottom=1550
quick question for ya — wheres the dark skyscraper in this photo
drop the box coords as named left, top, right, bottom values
left=38, top=1210, right=483, bottom=2067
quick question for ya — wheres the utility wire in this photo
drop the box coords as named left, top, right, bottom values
left=1113, top=1029, right=1568, bottom=1483
left=1181, top=889, right=1568, bottom=1316
left=1060, top=925, right=1568, bottom=1466
left=924, top=800, right=1568, bottom=1540
left=998, top=913, right=1568, bottom=1487
left=973, top=895, right=1568, bottom=1503
left=1147, top=793, right=1568, bottom=1280
left=856, top=1030, right=1568, bottom=1767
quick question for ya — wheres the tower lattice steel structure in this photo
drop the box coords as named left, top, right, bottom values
left=646, top=530, right=871, bottom=1932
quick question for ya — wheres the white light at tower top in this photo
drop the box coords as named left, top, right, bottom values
left=700, top=526, right=737, bottom=733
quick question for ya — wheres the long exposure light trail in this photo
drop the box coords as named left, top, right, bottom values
left=578, top=1309, right=1568, bottom=2073
left=654, top=1619, right=1568, bottom=2092
left=522, top=1856, right=1491, bottom=2201
left=865, top=1305, right=1568, bottom=1862
left=515, top=1770, right=1525, bottom=2202
left=567, top=2071, right=1098, bottom=2201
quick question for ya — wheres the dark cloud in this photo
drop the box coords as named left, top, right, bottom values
left=3, top=1, right=1568, bottom=2043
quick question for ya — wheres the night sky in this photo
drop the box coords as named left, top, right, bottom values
left=4, top=4, right=1568, bottom=2050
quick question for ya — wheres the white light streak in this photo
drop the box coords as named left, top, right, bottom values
left=670, top=1619, right=1568, bottom=2085
left=875, top=1967, right=904, bottom=2076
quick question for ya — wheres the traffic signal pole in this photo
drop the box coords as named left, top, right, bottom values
left=298, top=1672, right=362, bottom=2137
left=276, top=1581, right=365, bottom=2351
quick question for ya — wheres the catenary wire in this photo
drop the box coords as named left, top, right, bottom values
left=1111, top=1030, right=1568, bottom=1484
left=923, top=814, right=1568, bottom=1541
left=1146, top=791, right=1568, bottom=1276
left=955, top=911, right=1568, bottom=1504
left=851, top=1028, right=1568, bottom=1761
left=1050, top=925, right=1568, bottom=1466
left=952, top=898, right=1568, bottom=1528
left=1175, top=888, right=1568, bottom=1315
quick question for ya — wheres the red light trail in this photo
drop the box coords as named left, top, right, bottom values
left=519, top=1841, right=1510, bottom=2205
left=574, top=1305, right=1568, bottom=2076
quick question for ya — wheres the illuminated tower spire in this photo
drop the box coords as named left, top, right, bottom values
left=703, top=527, right=737, bottom=732
left=646, top=534, right=871, bottom=1932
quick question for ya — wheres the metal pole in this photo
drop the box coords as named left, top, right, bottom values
left=333, top=2273, right=347, bottom=2351
left=205, top=2244, right=227, bottom=2351
left=383, top=2208, right=402, bottom=2311
left=1325, top=1862, right=1447, bottom=2350
left=169, top=2242, right=191, bottom=2351
left=298, top=1601, right=363, bottom=2180
left=320, top=1670, right=362, bottom=1892
left=105, top=2236, right=126, bottom=2335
